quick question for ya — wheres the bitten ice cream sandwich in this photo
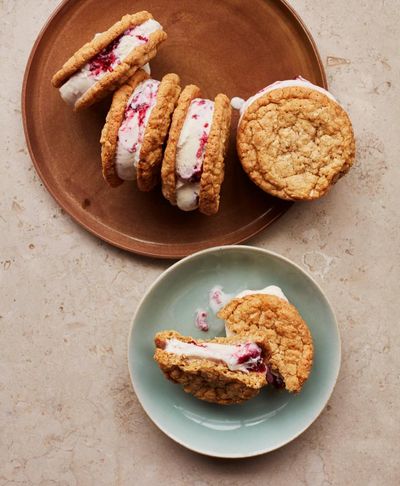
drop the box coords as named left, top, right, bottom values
left=161, top=85, right=232, bottom=215
left=236, top=77, right=355, bottom=200
left=154, top=331, right=269, bottom=404
left=100, top=70, right=181, bottom=191
left=218, top=294, right=314, bottom=392
left=51, top=12, right=167, bottom=111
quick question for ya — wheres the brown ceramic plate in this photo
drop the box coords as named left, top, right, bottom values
left=22, top=0, right=327, bottom=259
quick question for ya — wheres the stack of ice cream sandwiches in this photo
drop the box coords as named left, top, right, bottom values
left=52, top=11, right=232, bottom=216
left=52, top=11, right=355, bottom=215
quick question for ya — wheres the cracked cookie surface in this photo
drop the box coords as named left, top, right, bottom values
left=161, top=85, right=201, bottom=204
left=237, top=86, right=355, bottom=200
left=199, top=93, right=232, bottom=215
left=137, top=73, right=181, bottom=191
left=218, top=294, right=314, bottom=392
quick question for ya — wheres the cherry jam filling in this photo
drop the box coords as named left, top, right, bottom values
left=234, top=343, right=266, bottom=373
left=189, top=168, right=202, bottom=183
left=123, top=101, right=151, bottom=153
left=187, top=340, right=206, bottom=347
left=266, top=368, right=285, bottom=389
left=88, top=27, right=149, bottom=76
left=89, top=36, right=120, bottom=75
left=176, top=164, right=202, bottom=183
left=247, top=361, right=267, bottom=373
left=210, top=288, right=223, bottom=306
left=196, top=132, right=209, bottom=159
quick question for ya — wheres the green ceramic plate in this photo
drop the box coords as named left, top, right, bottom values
left=128, top=246, right=340, bottom=457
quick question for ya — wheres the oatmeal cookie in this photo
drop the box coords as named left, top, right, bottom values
left=137, top=73, right=181, bottom=191
left=199, top=93, right=232, bottom=215
left=161, top=85, right=201, bottom=204
left=237, top=85, right=355, bottom=200
left=218, top=294, right=314, bottom=392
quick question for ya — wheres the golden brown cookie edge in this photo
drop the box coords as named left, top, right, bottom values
left=51, top=11, right=153, bottom=88
left=198, top=93, right=232, bottom=216
left=237, top=86, right=356, bottom=201
left=136, top=73, right=182, bottom=191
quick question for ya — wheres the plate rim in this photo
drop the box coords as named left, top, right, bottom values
left=21, top=0, right=326, bottom=259
left=127, top=245, right=341, bottom=458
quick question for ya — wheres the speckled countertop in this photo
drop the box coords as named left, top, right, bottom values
left=1, top=0, right=399, bottom=484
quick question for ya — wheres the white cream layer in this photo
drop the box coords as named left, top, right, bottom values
left=175, top=99, right=214, bottom=211
left=164, top=339, right=262, bottom=373
left=59, top=19, right=162, bottom=106
left=237, top=76, right=336, bottom=122
left=235, top=285, right=288, bottom=301
left=115, top=79, right=160, bottom=180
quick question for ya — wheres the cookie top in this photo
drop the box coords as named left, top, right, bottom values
left=218, top=294, right=314, bottom=392
left=154, top=330, right=268, bottom=405
left=161, top=85, right=201, bottom=204
left=237, top=85, right=355, bottom=200
left=52, top=12, right=153, bottom=88
left=199, top=93, right=232, bottom=215
left=52, top=12, right=167, bottom=110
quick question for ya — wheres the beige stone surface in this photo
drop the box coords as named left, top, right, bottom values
left=0, top=0, right=399, bottom=484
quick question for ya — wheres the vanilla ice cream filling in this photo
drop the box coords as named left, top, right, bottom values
left=175, top=99, right=214, bottom=211
left=59, top=19, right=162, bottom=105
left=209, top=285, right=288, bottom=316
left=237, top=76, right=336, bottom=121
left=165, top=339, right=265, bottom=373
left=115, top=79, right=160, bottom=180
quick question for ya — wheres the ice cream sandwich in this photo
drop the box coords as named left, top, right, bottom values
left=236, top=77, right=355, bottom=200
left=51, top=11, right=167, bottom=111
left=161, top=85, right=232, bottom=215
left=218, top=294, right=314, bottom=392
left=100, top=70, right=181, bottom=191
left=154, top=330, right=269, bottom=405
